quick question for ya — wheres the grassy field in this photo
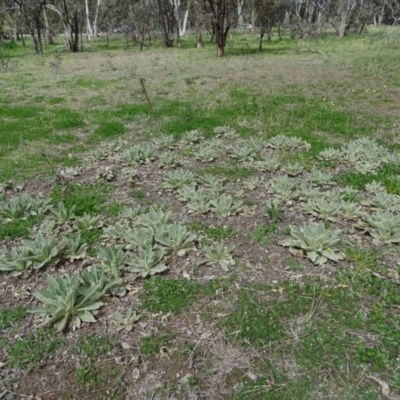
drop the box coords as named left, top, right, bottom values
left=1, top=27, right=400, bottom=399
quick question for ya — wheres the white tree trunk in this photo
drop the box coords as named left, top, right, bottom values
left=238, top=0, right=244, bottom=28
left=84, top=0, right=93, bottom=37
left=180, top=4, right=190, bottom=36
left=93, top=0, right=102, bottom=37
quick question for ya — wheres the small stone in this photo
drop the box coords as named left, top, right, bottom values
left=179, top=373, right=193, bottom=384
left=132, top=367, right=140, bottom=380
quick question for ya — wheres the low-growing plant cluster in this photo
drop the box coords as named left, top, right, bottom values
left=2, top=121, right=400, bottom=399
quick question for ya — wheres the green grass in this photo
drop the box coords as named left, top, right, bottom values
left=0, top=215, right=40, bottom=239
left=7, top=328, right=62, bottom=371
left=2, top=30, right=400, bottom=398
left=335, top=163, right=400, bottom=191
left=91, top=122, right=126, bottom=141
left=0, top=306, right=28, bottom=331
left=140, top=276, right=199, bottom=314
left=0, top=106, right=84, bottom=156
left=50, top=183, right=112, bottom=216
left=252, top=223, right=277, bottom=245
left=223, top=266, right=400, bottom=398
left=188, top=222, right=238, bottom=241
left=139, top=332, right=176, bottom=356
left=73, top=334, right=119, bottom=358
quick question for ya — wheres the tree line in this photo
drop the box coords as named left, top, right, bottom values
left=0, top=0, right=399, bottom=56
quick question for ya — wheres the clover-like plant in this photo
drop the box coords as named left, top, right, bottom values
left=30, top=273, right=108, bottom=331
left=50, top=202, right=76, bottom=224
left=182, top=129, right=204, bottom=144
left=356, top=211, right=400, bottom=244
left=158, top=152, right=180, bottom=169
left=280, top=223, right=344, bottom=265
left=164, top=169, right=196, bottom=190
left=127, top=247, right=167, bottom=277
left=317, top=147, right=341, bottom=161
left=137, top=207, right=172, bottom=228
left=198, top=241, right=235, bottom=271
left=113, top=309, right=141, bottom=331
left=155, top=223, right=197, bottom=255
left=73, top=213, right=103, bottom=231
left=301, top=199, right=339, bottom=221
left=210, top=194, right=243, bottom=217
left=61, top=235, right=88, bottom=262
left=97, top=246, right=128, bottom=278
left=22, top=233, right=60, bottom=270
left=280, top=162, right=304, bottom=177
left=195, top=145, right=217, bottom=162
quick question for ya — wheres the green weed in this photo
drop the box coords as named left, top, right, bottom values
left=0, top=306, right=27, bottom=331
left=8, top=328, right=62, bottom=371
left=91, top=122, right=125, bottom=140
left=252, top=224, right=277, bottom=245
left=73, top=334, right=119, bottom=358
left=0, top=215, right=40, bottom=239
left=50, top=183, right=112, bottom=216
left=140, top=332, right=175, bottom=356
left=140, top=276, right=199, bottom=314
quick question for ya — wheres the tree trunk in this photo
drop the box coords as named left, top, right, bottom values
left=259, top=30, right=264, bottom=51
left=180, top=5, right=190, bottom=35
left=93, top=0, right=101, bottom=37
left=43, top=7, right=54, bottom=45
left=84, top=0, right=93, bottom=38
left=216, top=28, right=228, bottom=57
left=338, top=11, right=347, bottom=38
left=237, top=0, right=244, bottom=27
